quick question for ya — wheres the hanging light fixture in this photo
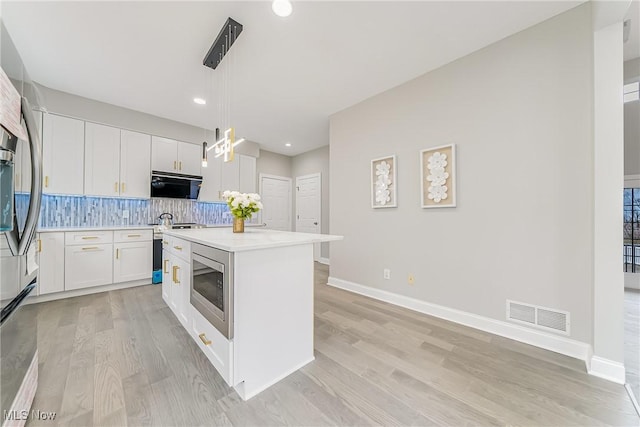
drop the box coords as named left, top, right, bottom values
left=201, top=18, right=244, bottom=167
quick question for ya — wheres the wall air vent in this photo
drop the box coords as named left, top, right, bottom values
left=506, top=300, right=570, bottom=335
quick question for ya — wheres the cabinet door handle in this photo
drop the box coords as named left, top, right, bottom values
left=162, top=240, right=168, bottom=245
left=115, top=182, right=118, bottom=193
left=81, top=247, right=99, bottom=251
left=164, top=259, right=169, bottom=273
left=172, top=265, right=180, bottom=284
left=198, top=333, right=212, bottom=346
left=37, top=239, right=42, bottom=252
left=174, top=246, right=182, bottom=251
left=121, top=182, right=125, bottom=193
left=179, top=161, right=182, bottom=170
left=128, top=234, right=141, bottom=238
left=82, top=236, right=99, bottom=240
left=116, top=248, right=120, bottom=259
left=173, top=160, right=177, bottom=170
left=44, top=176, right=49, bottom=188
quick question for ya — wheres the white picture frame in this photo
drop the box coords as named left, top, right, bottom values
left=420, top=144, right=456, bottom=208
left=371, top=155, right=397, bottom=208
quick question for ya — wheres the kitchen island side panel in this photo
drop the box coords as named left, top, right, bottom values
left=232, top=243, right=315, bottom=400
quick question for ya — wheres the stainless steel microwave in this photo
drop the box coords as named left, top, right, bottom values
left=150, top=171, right=202, bottom=200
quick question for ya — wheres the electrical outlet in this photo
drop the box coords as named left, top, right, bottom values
left=408, top=275, right=415, bottom=285
left=383, top=269, right=391, bottom=280
left=122, top=210, right=130, bottom=219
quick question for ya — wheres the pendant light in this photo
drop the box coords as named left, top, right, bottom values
left=272, top=0, right=293, bottom=17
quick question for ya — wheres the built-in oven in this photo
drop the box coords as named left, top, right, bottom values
left=190, top=243, right=233, bottom=339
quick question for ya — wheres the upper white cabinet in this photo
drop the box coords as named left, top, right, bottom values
left=200, top=154, right=256, bottom=202
left=85, top=125, right=151, bottom=198
left=152, top=136, right=201, bottom=176
left=120, top=130, right=151, bottom=198
left=84, top=122, right=120, bottom=197
left=239, top=155, right=256, bottom=194
left=179, top=142, right=202, bottom=176
left=42, top=114, right=85, bottom=195
left=151, top=136, right=177, bottom=173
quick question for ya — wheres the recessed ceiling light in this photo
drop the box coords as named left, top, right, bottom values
left=285, top=143, right=292, bottom=147
left=193, top=97, right=207, bottom=105
left=272, top=0, right=293, bottom=17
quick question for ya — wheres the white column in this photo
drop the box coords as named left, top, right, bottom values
left=591, top=17, right=626, bottom=383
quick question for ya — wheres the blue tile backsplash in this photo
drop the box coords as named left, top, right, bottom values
left=16, top=194, right=233, bottom=229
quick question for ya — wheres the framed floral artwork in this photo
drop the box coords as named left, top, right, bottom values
left=371, top=155, right=397, bottom=208
left=420, top=144, right=456, bottom=208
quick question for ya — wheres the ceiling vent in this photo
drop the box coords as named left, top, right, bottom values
left=506, top=300, right=570, bottom=335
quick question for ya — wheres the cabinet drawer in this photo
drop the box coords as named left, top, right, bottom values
left=190, top=305, right=233, bottom=385
left=65, top=230, right=113, bottom=246
left=114, top=229, right=153, bottom=243
left=166, top=236, right=190, bottom=260
left=64, top=244, right=113, bottom=290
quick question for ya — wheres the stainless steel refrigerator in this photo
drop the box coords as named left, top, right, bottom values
left=1, top=21, right=44, bottom=426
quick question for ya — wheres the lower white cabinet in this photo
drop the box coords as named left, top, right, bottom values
left=114, top=241, right=152, bottom=283
left=37, top=232, right=65, bottom=295
left=190, top=304, right=233, bottom=384
left=162, top=237, right=191, bottom=328
left=65, top=244, right=113, bottom=290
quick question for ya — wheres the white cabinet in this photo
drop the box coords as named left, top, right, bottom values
left=178, top=142, right=202, bottom=176
left=239, top=155, right=256, bottom=193
left=113, top=230, right=152, bottom=283
left=114, top=241, right=152, bottom=283
left=65, top=244, right=113, bottom=290
left=200, top=154, right=256, bottom=202
left=42, top=114, right=85, bottom=195
left=219, top=156, right=240, bottom=195
left=120, top=130, right=151, bottom=198
left=162, top=236, right=191, bottom=328
left=151, top=136, right=178, bottom=173
left=37, top=232, right=65, bottom=295
left=152, top=137, right=201, bottom=175
left=84, top=122, right=121, bottom=197
left=85, top=125, right=151, bottom=198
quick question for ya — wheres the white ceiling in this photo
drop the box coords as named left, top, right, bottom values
left=2, top=1, right=595, bottom=156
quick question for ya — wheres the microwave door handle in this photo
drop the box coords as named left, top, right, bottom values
left=17, top=97, right=43, bottom=256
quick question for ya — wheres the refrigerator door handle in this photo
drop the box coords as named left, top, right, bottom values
left=16, top=97, right=43, bottom=256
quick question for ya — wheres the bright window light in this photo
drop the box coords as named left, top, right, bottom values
left=624, top=82, right=639, bottom=103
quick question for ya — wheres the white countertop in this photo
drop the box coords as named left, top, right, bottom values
left=162, top=228, right=343, bottom=252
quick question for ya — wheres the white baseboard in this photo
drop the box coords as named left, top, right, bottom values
left=26, top=279, right=152, bottom=304
left=588, top=356, right=626, bottom=384
left=317, top=257, right=330, bottom=266
left=327, top=276, right=591, bottom=362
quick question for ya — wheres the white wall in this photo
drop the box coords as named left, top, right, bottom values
left=256, top=149, right=292, bottom=181
left=330, top=4, right=594, bottom=344
left=292, top=146, right=330, bottom=259
left=624, top=58, right=640, bottom=176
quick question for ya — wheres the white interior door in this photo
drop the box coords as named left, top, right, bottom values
left=260, top=174, right=291, bottom=231
left=296, top=173, right=321, bottom=261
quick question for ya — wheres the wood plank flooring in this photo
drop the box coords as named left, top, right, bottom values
left=26, top=264, right=638, bottom=426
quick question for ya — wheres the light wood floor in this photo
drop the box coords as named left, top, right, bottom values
left=625, top=289, right=640, bottom=403
left=27, top=264, right=639, bottom=427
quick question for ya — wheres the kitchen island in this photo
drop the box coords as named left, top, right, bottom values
left=161, top=228, right=342, bottom=400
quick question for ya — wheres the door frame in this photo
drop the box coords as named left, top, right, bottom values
left=259, top=173, right=292, bottom=231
